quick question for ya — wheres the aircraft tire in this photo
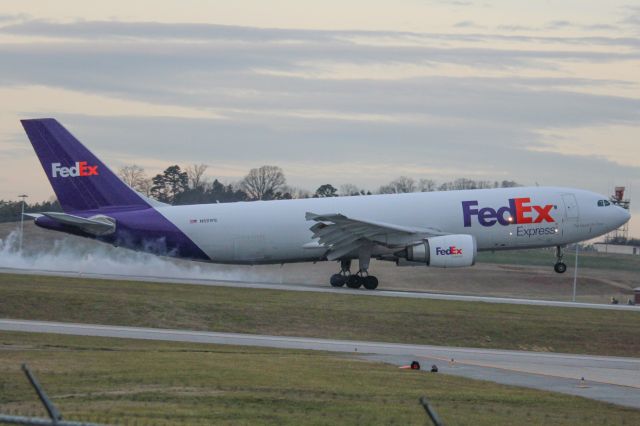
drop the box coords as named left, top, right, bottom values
left=346, top=275, right=362, bottom=289
left=330, top=274, right=346, bottom=287
left=554, top=262, right=567, bottom=274
left=363, top=276, right=378, bottom=290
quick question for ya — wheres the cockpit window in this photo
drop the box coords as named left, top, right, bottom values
left=597, top=200, right=611, bottom=207
left=604, top=200, right=611, bottom=206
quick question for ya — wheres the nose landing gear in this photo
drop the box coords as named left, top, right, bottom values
left=554, top=246, right=567, bottom=274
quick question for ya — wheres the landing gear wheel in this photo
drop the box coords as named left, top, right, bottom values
left=346, top=275, right=362, bottom=289
left=363, top=276, right=379, bottom=290
left=554, top=262, right=567, bottom=274
left=330, top=274, right=346, bottom=287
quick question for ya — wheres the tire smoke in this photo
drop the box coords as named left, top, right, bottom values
left=0, top=229, right=274, bottom=283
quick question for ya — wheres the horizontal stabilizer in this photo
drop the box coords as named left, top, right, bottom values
left=37, top=211, right=116, bottom=236
left=22, top=213, right=43, bottom=219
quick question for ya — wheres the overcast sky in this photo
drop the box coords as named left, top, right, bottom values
left=0, top=1, right=638, bottom=236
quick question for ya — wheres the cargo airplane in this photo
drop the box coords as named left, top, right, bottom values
left=21, top=119, right=630, bottom=290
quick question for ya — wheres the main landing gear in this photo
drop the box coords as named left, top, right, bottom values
left=554, top=245, right=567, bottom=274
left=329, top=258, right=379, bottom=290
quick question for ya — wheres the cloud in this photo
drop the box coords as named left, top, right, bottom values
left=545, top=20, right=573, bottom=30
left=3, top=19, right=640, bottom=49
left=0, top=19, right=345, bottom=42
left=454, top=20, right=483, bottom=29
left=0, top=18, right=638, bottom=235
left=436, top=0, right=475, bottom=6
left=0, top=14, right=29, bottom=24
left=621, top=5, right=640, bottom=28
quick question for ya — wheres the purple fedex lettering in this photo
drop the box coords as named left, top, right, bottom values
left=462, top=201, right=479, bottom=227
left=463, top=201, right=510, bottom=227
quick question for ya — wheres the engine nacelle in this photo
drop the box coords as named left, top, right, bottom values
left=405, top=234, right=477, bottom=268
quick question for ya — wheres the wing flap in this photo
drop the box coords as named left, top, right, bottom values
left=306, top=211, right=446, bottom=260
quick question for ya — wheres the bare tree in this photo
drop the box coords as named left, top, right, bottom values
left=476, top=180, right=494, bottom=189
left=118, top=164, right=145, bottom=187
left=340, top=183, right=362, bottom=196
left=418, top=179, right=436, bottom=192
left=379, top=176, right=416, bottom=194
left=438, top=178, right=498, bottom=191
left=500, top=180, right=520, bottom=188
left=137, top=178, right=153, bottom=197
left=118, top=165, right=152, bottom=195
left=283, top=186, right=311, bottom=199
left=186, top=164, right=209, bottom=190
left=241, top=165, right=286, bottom=200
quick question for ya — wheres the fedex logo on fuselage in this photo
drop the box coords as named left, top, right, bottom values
left=462, top=198, right=554, bottom=227
left=436, top=246, right=462, bottom=256
left=51, top=162, right=99, bottom=178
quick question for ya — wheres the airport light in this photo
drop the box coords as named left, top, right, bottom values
left=572, top=243, right=579, bottom=302
left=18, top=194, right=28, bottom=252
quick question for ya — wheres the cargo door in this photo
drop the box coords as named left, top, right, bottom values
left=561, top=193, right=579, bottom=239
left=562, top=194, right=579, bottom=221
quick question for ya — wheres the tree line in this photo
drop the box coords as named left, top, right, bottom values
left=0, top=163, right=521, bottom=222
left=120, top=163, right=523, bottom=204
left=0, top=199, right=61, bottom=223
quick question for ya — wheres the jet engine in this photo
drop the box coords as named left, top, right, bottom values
left=404, top=234, right=477, bottom=268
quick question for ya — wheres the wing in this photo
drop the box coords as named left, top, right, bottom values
left=305, top=212, right=446, bottom=261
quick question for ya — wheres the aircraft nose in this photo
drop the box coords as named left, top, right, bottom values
left=623, top=208, right=630, bottom=224
left=615, top=207, right=630, bottom=227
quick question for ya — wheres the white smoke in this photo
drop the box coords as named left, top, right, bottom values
left=0, top=229, right=280, bottom=283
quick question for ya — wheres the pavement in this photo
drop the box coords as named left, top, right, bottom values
left=1, top=266, right=639, bottom=311
left=2, top=319, right=639, bottom=409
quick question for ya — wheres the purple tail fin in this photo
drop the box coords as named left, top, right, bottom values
left=21, top=118, right=149, bottom=212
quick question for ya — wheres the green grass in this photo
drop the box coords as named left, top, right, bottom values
left=1, top=332, right=639, bottom=425
left=478, top=248, right=640, bottom=271
left=1, top=273, right=639, bottom=357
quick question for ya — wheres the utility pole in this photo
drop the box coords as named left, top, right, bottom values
left=18, top=194, right=28, bottom=252
left=572, top=243, right=579, bottom=302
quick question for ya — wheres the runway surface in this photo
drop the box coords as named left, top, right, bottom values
left=2, top=319, right=639, bottom=409
left=1, top=266, right=639, bottom=311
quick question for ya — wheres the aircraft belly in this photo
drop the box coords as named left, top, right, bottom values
left=169, top=213, right=314, bottom=263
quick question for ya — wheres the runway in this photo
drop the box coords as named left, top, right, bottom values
left=1, top=266, right=638, bottom=311
left=2, top=319, right=639, bottom=409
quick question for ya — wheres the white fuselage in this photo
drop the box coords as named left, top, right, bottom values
left=156, top=186, right=630, bottom=264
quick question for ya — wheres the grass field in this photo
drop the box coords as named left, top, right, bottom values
left=1, top=332, right=639, bottom=425
left=478, top=248, right=640, bottom=272
left=1, top=273, right=638, bottom=357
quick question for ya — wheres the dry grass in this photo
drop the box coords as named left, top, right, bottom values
left=1, top=332, right=639, bottom=425
left=1, top=273, right=639, bottom=357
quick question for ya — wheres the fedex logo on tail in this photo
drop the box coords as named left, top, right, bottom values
left=462, top=198, right=555, bottom=227
left=51, top=162, right=99, bottom=178
left=436, top=246, right=462, bottom=256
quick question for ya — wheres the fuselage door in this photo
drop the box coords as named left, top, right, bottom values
left=561, top=193, right=580, bottom=240
left=562, top=194, right=579, bottom=221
